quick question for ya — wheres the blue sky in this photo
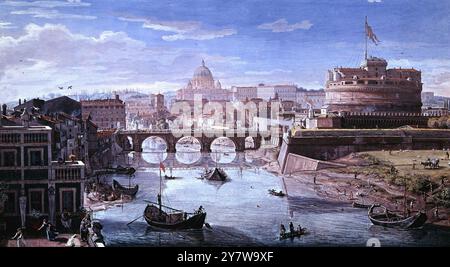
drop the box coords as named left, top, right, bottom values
left=0, top=0, right=449, bottom=102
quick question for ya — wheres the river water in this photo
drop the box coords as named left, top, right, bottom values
left=94, top=151, right=450, bottom=247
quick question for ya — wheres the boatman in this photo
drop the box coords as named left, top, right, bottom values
left=280, top=224, right=286, bottom=235
left=289, top=222, right=295, bottom=233
left=197, top=205, right=204, bottom=214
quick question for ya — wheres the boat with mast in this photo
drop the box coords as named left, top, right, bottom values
left=143, top=162, right=206, bottom=229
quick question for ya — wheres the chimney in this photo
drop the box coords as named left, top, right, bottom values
left=19, top=99, right=22, bottom=105
left=2, top=104, right=6, bottom=116
left=115, top=94, right=120, bottom=101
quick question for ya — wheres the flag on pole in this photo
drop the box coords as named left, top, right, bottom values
left=365, top=20, right=380, bottom=45
left=159, top=162, right=166, bottom=172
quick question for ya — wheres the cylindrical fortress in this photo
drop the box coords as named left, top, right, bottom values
left=325, top=57, right=422, bottom=113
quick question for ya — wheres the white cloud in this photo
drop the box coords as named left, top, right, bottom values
left=0, top=23, right=245, bottom=102
left=11, top=7, right=96, bottom=20
left=119, top=16, right=236, bottom=41
left=0, top=21, right=16, bottom=29
left=245, top=69, right=292, bottom=75
left=368, top=0, right=382, bottom=3
left=0, top=0, right=90, bottom=8
left=257, top=18, right=313, bottom=32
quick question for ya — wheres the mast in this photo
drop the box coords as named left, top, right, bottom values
left=365, top=16, right=368, bottom=60
left=158, top=161, right=162, bottom=212
left=403, top=177, right=407, bottom=217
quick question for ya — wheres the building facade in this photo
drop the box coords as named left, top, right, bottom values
left=0, top=124, right=85, bottom=229
left=81, top=95, right=126, bottom=129
left=296, top=89, right=326, bottom=109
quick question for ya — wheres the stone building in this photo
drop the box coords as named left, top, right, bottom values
left=81, top=94, right=126, bottom=129
left=176, top=60, right=231, bottom=101
left=325, top=57, right=422, bottom=113
left=0, top=123, right=85, bottom=229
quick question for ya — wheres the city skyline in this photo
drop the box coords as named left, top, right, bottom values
left=1, top=0, right=449, bottom=103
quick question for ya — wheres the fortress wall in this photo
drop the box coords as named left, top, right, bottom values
left=278, top=130, right=450, bottom=169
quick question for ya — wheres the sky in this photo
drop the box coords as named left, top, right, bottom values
left=0, top=0, right=449, bottom=103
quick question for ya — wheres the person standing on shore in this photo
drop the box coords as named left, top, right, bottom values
left=11, top=228, right=26, bottom=247
left=313, top=175, right=317, bottom=185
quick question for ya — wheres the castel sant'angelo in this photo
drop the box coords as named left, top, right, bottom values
left=307, top=17, right=433, bottom=129
left=325, top=56, right=422, bottom=113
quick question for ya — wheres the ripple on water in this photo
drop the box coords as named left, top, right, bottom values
left=94, top=167, right=450, bottom=247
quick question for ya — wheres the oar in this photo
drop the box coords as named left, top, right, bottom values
left=127, top=215, right=143, bottom=226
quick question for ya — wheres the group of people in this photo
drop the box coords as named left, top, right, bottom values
left=280, top=222, right=303, bottom=235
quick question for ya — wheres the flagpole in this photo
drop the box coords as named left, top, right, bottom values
left=365, top=16, right=368, bottom=60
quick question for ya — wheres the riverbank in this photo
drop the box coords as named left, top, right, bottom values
left=261, top=148, right=450, bottom=228
left=3, top=233, right=88, bottom=247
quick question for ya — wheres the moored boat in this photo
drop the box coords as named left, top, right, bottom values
left=200, top=168, right=228, bottom=181
left=112, top=179, right=139, bottom=197
left=368, top=204, right=427, bottom=229
left=352, top=201, right=372, bottom=209
left=268, top=189, right=286, bottom=197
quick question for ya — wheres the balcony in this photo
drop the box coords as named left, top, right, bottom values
left=51, top=160, right=85, bottom=181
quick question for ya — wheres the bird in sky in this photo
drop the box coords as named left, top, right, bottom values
left=58, top=86, right=64, bottom=90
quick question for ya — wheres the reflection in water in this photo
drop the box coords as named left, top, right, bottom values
left=141, top=136, right=168, bottom=163
left=95, top=167, right=450, bottom=247
left=142, top=152, right=168, bottom=164
left=211, top=152, right=236, bottom=164
left=176, top=151, right=202, bottom=164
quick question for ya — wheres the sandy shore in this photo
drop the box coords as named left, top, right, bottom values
left=260, top=148, right=450, bottom=228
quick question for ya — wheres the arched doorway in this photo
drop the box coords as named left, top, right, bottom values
left=141, top=136, right=168, bottom=164
left=210, top=137, right=236, bottom=163
left=175, top=136, right=201, bottom=164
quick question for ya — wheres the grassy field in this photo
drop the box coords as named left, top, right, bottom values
left=339, top=150, right=450, bottom=208
left=366, top=150, right=450, bottom=181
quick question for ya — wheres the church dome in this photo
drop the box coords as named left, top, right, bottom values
left=194, top=61, right=213, bottom=80
left=190, top=60, right=215, bottom=89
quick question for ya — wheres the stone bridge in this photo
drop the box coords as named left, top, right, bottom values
left=116, top=129, right=264, bottom=152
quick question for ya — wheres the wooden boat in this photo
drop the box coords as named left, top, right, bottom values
left=280, top=228, right=307, bottom=239
left=268, top=189, right=286, bottom=197
left=201, top=168, right=228, bottom=181
left=164, top=175, right=177, bottom=180
left=143, top=202, right=206, bottom=230
left=352, top=201, right=372, bottom=209
left=368, top=204, right=427, bottom=229
left=112, top=179, right=139, bottom=197
left=143, top=163, right=207, bottom=230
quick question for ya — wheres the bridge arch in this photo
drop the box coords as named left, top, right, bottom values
left=210, top=137, right=237, bottom=163
left=175, top=136, right=202, bottom=164
left=141, top=136, right=168, bottom=163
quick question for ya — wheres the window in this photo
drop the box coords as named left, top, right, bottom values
left=29, top=150, right=43, bottom=166
left=1, top=150, right=16, bottom=167
left=60, top=188, right=76, bottom=212
left=29, top=189, right=44, bottom=213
